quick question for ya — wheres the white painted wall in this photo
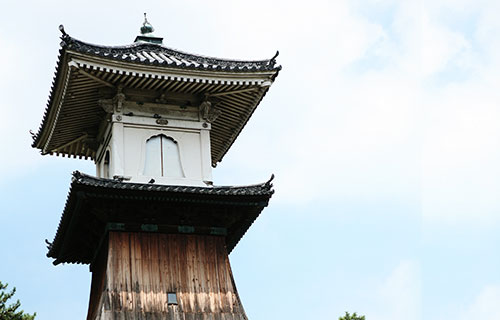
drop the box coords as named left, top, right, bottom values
left=96, top=113, right=213, bottom=187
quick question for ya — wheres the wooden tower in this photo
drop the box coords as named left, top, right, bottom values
left=33, top=16, right=280, bottom=320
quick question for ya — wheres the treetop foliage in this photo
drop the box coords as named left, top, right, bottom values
left=339, top=311, right=366, bottom=320
left=0, top=281, right=36, bottom=320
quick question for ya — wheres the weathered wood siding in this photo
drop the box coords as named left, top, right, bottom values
left=88, top=232, right=248, bottom=320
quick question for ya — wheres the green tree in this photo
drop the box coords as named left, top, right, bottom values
left=339, top=311, right=365, bottom=320
left=0, top=281, right=36, bottom=320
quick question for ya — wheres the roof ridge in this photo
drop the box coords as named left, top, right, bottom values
left=71, top=171, right=274, bottom=191
left=61, top=34, right=279, bottom=67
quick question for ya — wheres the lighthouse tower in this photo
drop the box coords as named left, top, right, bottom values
left=33, top=15, right=280, bottom=320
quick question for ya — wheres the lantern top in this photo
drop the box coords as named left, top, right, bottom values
left=32, top=25, right=280, bottom=166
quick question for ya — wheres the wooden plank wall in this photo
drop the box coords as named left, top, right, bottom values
left=89, top=232, right=248, bottom=320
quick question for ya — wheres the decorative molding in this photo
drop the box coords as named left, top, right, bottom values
left=98, top=85, right=126, bottom=113
left=200, top=98, right=221, bottom=123
left=113, top=84, right=126, bottom=112
left=72, top=57, right=271, bottom=87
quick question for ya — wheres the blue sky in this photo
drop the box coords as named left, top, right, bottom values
left=1, top=0, right=500, bottom=319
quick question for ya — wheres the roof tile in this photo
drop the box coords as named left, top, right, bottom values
left=72, top=171, right=274, bottom=196
left=62, top=35, right=281, bottom=72
left=46, top=171, right=275, bottom=264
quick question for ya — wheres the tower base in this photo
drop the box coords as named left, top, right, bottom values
left=88, top=232, right=248, bottom=320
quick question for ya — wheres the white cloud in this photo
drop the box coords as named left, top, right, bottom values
left=369, top=260, right=421, bottom=320
left=272, top=72, right=420, bottom=204
left=213, top=0, right=387, bottom=74
left=422, top=81, right=500, bottom=226
left=215, top=1, right=423, bottom=204
left=422, top=13, right=470, bottom=76
left=459, top=285, right=500, bottom=319
left=420, top=2, right=500, bottom=225
left=0, top=31, right=44, bottom=181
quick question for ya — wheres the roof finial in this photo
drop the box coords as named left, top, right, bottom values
left=59, top=24, right=67, bottom=36
left=135, top=13, right=163, bottom=44
left=140, top=13, right=154, bottom=35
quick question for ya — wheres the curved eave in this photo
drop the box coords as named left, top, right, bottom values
left=32, top=46, right=69, bottom=151
left=62, top=34, right=281, bottom=73
left=47, top=172, right=274, bottom=265
left=33, top=46, right=280, bottom=165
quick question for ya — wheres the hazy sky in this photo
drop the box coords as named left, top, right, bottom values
left=2, top=1, right=500, bottom=319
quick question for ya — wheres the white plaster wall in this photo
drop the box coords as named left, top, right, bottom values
left=96, top=116, right=213, bottom=186
left=124, top=125, right=204, bottom=182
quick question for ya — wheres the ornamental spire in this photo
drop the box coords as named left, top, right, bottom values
left=134, top=13, right=163, bottom=44
left=140, top=13, right=154, bottom=35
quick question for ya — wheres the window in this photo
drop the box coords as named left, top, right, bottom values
left=143, top=135, right=184, bottom=178
left=167, top=292, right=178, bottom=305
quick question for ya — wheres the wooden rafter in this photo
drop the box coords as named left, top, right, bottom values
left=51, top=133, right=88, bottom=153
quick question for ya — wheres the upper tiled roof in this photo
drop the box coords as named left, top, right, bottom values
left=61, top=33, right=281, bottom=73
left=32, top=29, right=281, bottom=165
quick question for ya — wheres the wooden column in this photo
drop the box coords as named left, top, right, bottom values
left=87, top=232, right=248, bottom=320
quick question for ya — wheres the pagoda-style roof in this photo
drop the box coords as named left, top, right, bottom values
left=32, top=28, right=281, bottom=165
left=63, top=36, right=279, bottom=72
left=46, top=171, right=274, bottom=265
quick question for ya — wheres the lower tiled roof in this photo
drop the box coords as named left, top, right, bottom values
left=72, top=171, right=274, bottom=196
left=47, top=171, right=274, bottom=265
